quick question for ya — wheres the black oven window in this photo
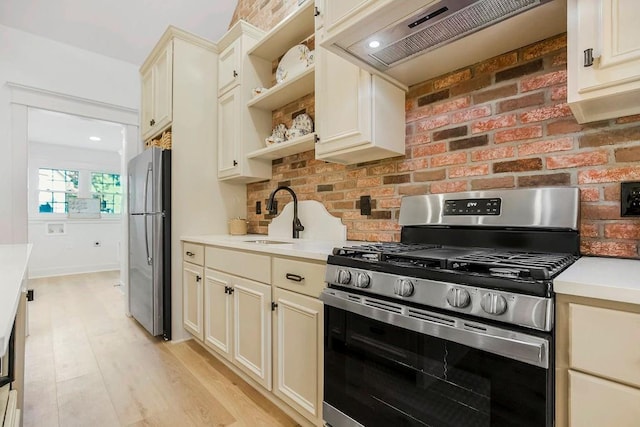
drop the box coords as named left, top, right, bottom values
left=325, top=307, right=550, bottom=427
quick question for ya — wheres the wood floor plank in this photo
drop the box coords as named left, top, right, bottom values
left=56, top=372, right=120, bottom=427
left=24, top=271, right=297, bottom=427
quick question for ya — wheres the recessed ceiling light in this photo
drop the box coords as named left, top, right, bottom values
left=368, top=40, right=381, bottom=48
left=89, top=136, right=101, bottom=141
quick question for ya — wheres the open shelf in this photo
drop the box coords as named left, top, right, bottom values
left=248, top=0, right=315, bottom=60
left=247, top=133, right=316, bottom=160
left=247, top=65, right=315, bottom=110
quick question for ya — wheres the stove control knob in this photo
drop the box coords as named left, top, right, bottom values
left=481, top=293, right=507, bottom=315
left=446, top=288, right=471, bottom=308
left=336, top=269, right=351, bottom=285
left=394, top=279, right=414, bottom=297
left=354, top=272, right=371, bottom=288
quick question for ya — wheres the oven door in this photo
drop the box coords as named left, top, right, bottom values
left=321, top=288, right=553, bottom=427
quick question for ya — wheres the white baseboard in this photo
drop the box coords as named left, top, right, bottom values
left=28, top=264, right=120, bottom=278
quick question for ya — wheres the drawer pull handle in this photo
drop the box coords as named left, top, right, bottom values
left=186, top=251, right=195, bottom=257
left=286, top=273, right=304, bottom=282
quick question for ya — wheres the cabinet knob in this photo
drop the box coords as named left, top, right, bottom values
left=233, top=160, right=238, bottom=166
left=233, top=70, right=238, bottom=78
left=196, top=275, right=201, bottom=282
left=150, top=119, right=155, bottom=126
left=314, top=6, right=320, bottom=16
left=185, top=251, right=195, bottom=257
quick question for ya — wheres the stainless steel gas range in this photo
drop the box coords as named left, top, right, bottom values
left=321, top=187, right=580, bottom=427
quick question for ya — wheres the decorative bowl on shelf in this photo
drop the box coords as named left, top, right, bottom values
left=276, top=44, right=311, bottom=84
left=266, top=123, right=287, bottom=146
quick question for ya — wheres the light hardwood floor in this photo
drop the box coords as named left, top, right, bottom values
left=23, top=271, right=299, bottom=427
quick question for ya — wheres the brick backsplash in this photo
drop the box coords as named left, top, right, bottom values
left=232, top=3, right=640, bottom=258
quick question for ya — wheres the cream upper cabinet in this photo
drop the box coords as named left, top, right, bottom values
left=273, top=287, right=323, bottom=426
left=217, top=86, right=241, bottom=179
left=315, top=29, right=405, bottom=164
left=218, top=39, right=241, bottom=96
left=141, top=41, right=173, bottom=140
left=568, top=0, right=640, bottom=123
left=555, top=294, right=640, bottom=427
left=216, top=21, right=272, bottom=183
left=322, top=0, right=367, bottom=34
left=183, top=261, right=204, bottom=340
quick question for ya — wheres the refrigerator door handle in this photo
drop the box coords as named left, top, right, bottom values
left=144, top=162, right=152, bottom=265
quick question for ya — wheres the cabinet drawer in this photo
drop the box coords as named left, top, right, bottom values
left=183, top=242, right=204, bottom=266
left=569, top=370, right=640, bottom=427
left=272, top=257, right=326, bottom=298
left=206, top=247, right=270, bottom=284
left=570, top=303, right=640, bottom=388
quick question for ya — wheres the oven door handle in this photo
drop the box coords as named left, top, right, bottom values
left=321, top=289, right=549, bottom=368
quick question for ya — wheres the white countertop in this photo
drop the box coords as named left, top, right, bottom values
left=181, top=234, right=360, bottom=261
left=0, top=244, right=32, bottom=357
left=555, top=256, right=640, bottom=305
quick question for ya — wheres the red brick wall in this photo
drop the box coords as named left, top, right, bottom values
left=232, top=4, right=640, bottom=258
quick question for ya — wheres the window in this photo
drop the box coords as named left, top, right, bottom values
left=91, top=172, right=122, bottom=214
left=38, top=168, right=79, bottom=213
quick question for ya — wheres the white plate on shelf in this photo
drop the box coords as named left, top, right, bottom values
left=276, top=44, right=310, bottom=84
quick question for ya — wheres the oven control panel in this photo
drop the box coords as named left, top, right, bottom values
left=443, top=198, right=501, bottom=215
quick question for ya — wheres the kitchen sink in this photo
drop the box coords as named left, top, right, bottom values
left=242, top=239, right=292, bottom=245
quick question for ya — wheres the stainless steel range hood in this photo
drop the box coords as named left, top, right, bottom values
left=321, top=0, right=567, bottom=89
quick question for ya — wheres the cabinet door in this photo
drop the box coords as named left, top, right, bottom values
left=233, top=277, right=272, bottom=390
left=315, top=42, right=372, bottom=151
left=324, top=0, right=367, bottom=33
left=574, top=0, right=640, bottom=93
left=217, top=86, right=241, bottom=179
left=152, top=41, right=173, bottom=135
left=218, top=40, right=241, bottom=96
left=141, top=41, right=173, bottom=140
left=183, top=262, right=204, bottom=340
left=569, top=370, right=640, bottom=427
left=141, top=68, right=154, bottom=139
left=204, top=270, right=233, bottom=360
left=568, top=0, right=640, bottom=122
left=273, top=288, right=323, bottom=424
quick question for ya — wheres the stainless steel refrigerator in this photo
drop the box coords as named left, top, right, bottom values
left=128, top=147, right=171, bottom=339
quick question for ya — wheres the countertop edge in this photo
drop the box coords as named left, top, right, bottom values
left=554, top=256, right=640, bottom=306
left=0, top=244, right=32, bottom=357
left=180, top=234, right=357, bottom=262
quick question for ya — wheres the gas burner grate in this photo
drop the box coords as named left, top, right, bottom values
left=448, top=251, right=579, bottom=280
left=333, top=243, right=440, bottom=262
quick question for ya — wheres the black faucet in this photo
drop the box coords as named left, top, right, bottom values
left=266, top=186, right=305, bottom=238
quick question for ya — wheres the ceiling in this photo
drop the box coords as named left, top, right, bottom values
left=6, top=1, right=238, bottom=153
left=0, top=0, right=238, bottom=65
left=28, top=108, right=125, bottom=152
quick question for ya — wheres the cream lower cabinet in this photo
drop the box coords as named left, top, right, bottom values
left=182, top=261, right=204, bottom=340
left=556, top=294, right=640, bottom=427
left=273, top=288, right=323, bottom=425
left=204, top=268, right=272, bottom=391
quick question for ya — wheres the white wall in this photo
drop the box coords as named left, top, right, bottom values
left=27, top=142, right=122, bottom=277
left=0, top=24, right=140, bottom=243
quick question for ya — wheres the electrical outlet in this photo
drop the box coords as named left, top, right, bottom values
left=621, top=181, right=640, bottom=217
left=256, top=201, right=261, bottom=214
left=360, top=195, right=372, bottom=216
